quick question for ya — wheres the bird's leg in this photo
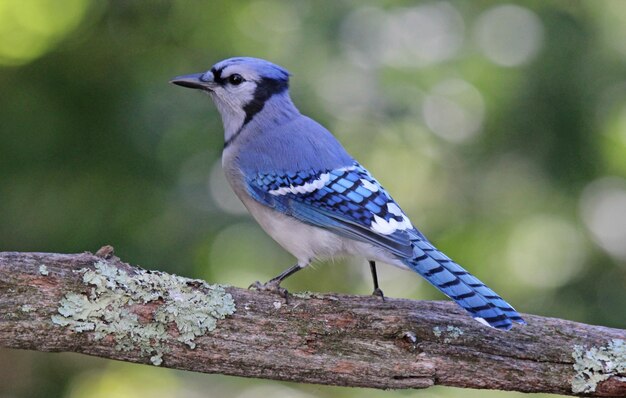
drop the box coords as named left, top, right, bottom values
left=369, top=260, right=385, bottom=301
left=249, top=264, right=303, bottom=302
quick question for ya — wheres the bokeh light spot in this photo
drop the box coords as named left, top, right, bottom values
left=507, top=215, right=587, bottom=288
left=593, top=0, right=626, bottom=60
left=341, top=2, right=464, bottom=68
left=580, top=177, right=626, bottom=262
left=382, top=2, right=464, bottom=68
left=422, top=79, right=484, bottom=143
left=0, top=0, right=90, bottom=66
left=475, top=4, right=544, bottom=67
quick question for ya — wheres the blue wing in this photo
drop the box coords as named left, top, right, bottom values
left=246, top=162, right=420, bottom=258
left=246, top=161, right=525, bottom=330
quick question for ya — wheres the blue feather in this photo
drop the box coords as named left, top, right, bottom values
left=247, top=163, right=415, bottom=258
left=247, top=162, right=525, bottom=329
left=176, top=56, right=525, bottom=330
left=402, top=240, right=525, bottom=330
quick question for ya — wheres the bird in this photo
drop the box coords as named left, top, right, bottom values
left=171, top=57, right=525, bottom=330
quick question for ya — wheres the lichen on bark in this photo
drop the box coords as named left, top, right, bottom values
left=572, top=338, right=626, bottom=393
left=433, top=325, right=464, bottom=343
left=51, top=260, right=236, bottom=366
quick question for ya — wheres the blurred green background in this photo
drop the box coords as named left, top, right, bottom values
left=1, top=0, right=625, bottom=397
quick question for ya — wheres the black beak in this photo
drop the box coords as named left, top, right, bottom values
left=169, top=73, right=214, bottom=90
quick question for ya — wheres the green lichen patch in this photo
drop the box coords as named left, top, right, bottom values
left=51, top=260, right=236, bottom=366
left=20, top=304, right=35, bottom=313
left=433, top=325, right=464, bottom=343
left=39, top=264, right=49, bottom=275
left=572, top=339, right=626, bottom=393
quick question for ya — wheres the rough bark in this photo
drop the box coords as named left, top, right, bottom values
left=0, top=249, right=624, bottom=397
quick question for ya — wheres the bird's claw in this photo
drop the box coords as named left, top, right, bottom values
left=372, top=287, right=386, bottom=302
left=249, top=280, right=290, bottom=302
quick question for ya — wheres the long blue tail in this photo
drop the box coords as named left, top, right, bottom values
left=403, top=238, right=525, bottom=330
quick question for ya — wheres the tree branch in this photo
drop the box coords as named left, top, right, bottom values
left=0, top=249, right=624, bottom=397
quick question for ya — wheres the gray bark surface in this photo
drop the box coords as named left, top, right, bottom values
left=0, top=249, right=624, bottom=397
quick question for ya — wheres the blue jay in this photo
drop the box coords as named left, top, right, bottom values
left=171, top=57, right=525, bottom=330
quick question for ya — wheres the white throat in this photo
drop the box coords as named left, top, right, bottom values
left=209, top=92, right=249, bottom=143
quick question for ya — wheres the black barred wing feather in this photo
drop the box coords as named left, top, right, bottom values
left=247, top=162, right=418, bottom=258
left=247, top=162, right=526, bottom=330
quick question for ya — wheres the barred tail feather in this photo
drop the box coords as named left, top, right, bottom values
left=404, top=240, right=525, bottom=330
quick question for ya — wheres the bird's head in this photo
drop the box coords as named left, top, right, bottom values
left=171, top=57, right=294, bottom=144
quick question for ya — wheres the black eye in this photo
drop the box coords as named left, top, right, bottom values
left=228, top=74, right=244, bottom=85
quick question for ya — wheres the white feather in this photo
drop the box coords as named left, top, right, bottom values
left=474, top=317, right=494, bottom=328
left=269, top=173, right=330, bottom=196
left=360, top=179, right=379, bottom=192
left=370, top=208, right=413, bottom=235
left=387, top=202, right=403, bottom=216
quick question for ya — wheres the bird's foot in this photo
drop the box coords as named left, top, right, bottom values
left=372, top=287, right=386, bottom=302
left=249, top=280, right=290, bottom=302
